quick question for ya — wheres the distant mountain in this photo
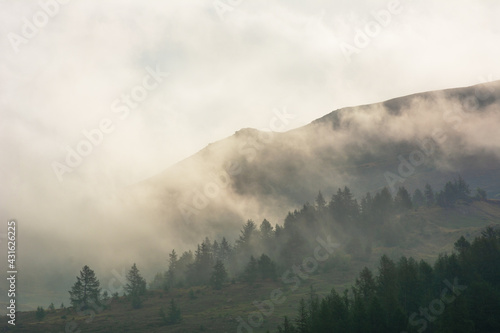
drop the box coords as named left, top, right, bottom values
left=128, top=81, right=500, bottom=242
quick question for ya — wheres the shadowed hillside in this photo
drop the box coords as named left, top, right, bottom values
left=128, top=81, right=500, bottom=243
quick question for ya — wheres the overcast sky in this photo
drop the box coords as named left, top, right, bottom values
left=1, top=0, right=499, bottom=193
left=0, top=0, right=499, bottom=234
left=1, top=0, right=500, bottom=309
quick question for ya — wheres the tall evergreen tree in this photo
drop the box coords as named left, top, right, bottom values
left=353, top=267, right=376, bottom=303
left=125, top=263, right=147, bottom=308
left=69, top=265, right=101, bottom=310
left=236, top=220, right=257, bottom=253
left=219, top=237, right=232, bottom=264
left=373, top=187, right=393, bottom=223
left=243, top=255, right=258, bottom=284
left=412, top=188, right=425, bottom=207
left=376, top=255, right=399, bottom=316
left=315, top=191, right=326, bottom=210
left=295, top=298, right=309, bottom=333
left=35, top=306, right=46, bottom=321
left=258, top=254, right=277, bottom=280
left=210, top=259, right=227, bottom=290
left=260, top=219, right=274, bottom=240
left=394, top=186, right=412, bottom=211
left=167, top=249, right=178, bottom=288
left=167, top=299, right=182, bottom=324
left=424, top=183, right=435, bottom=206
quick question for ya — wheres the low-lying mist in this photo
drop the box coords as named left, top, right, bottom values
left=1, top=81, right=500, bottom=310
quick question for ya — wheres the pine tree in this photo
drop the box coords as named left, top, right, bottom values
left=125, top=263, right=147, bottom=309
left=219, top=237, right=232, bottom=264
left=354, top=267, right=376, bottom=303
left=260, top=219, right=274, bottom=240
left=212, top=240, right=220, bottom=260
left=394, top=186, right=412, bottom=211
left=373, top=187, right=393, bottom=223
left=368, top=296, right=387, bottom=333
left=243, top=255, right=258, bottom=284
left=69, top=265, right=101, bottom=310
left=48, top=302, right=55, bottom=312
left=35, top=306, right=46, bottom=321
left=167, top=299, right=182, bottom=324
left=167, top=249, right=178, bottom=288
left=236, top=220, right=257, bottom=252
left=210, top=259, right=227, bottom=290
left=424, top=183, right=435, bottom=206
left=376, top=255, right=399, bottom=316
left=278, top=316, right=297, bottom=333
left=412, top=188, right=425, bottom=207
left=258, top=254, right=277, bottom=280
left=295, top=298, right=309, bottom=333
left=315, top=191, right=326, bottom=210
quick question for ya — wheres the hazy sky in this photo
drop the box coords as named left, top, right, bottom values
left=1, top=0, right=499, bottom=191
left=1, top=0, right=500, bottom=309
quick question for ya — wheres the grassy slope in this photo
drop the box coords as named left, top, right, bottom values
left=4, top=201, right=500, bottom=333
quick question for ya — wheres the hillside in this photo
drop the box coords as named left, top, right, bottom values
left=128, top=80, right=500, bottom=245
left=5, top=199, right=500, bottom=333
left=3, top=81, right=500, bottom=318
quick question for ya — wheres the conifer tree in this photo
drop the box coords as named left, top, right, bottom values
left=243, top=255, right=258, bottom=284
left=69, top=265, right=101, bottom=310
left=412, top=188, right=425, bottom=207
left=35, top=306, right=46, bottom=321
left=210, top=259, right=227, bottom=290
left=167, top=299, right=182, bottom=324
left=125, top=263, right=147, bottom=308
left=424, top=183, right=435, bottom=206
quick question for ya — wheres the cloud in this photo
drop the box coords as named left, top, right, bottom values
left=1, top=0, right=500, bottom=309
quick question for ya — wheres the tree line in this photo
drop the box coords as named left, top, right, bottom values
left=147, top=176, right=487, bottom=293
left=33, top=176, right=491, bottom=329
left=274, top=226, right=500, bottom=332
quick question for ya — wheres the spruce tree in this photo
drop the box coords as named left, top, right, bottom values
left=210, top=259, right=227, bottom=290
left=243, top=255, right=258, bottom=284
left=167, top=299, right=182, bottom=324
left=394, top=186, right=412, bottom=211
left=424, top=183, right=435, bottom=206
left=35, top=306, right=46, bottom=321
left=69, top=265, right=101, bottom=310
left=258, top=254, right=277, bottom=280
left=167, top=250, right=178, bottom=288
left=315, top=191, right=326, bottom=210
left=412, top=188, right=425, bottom=207
left=125, top=263, right=147, bottom=309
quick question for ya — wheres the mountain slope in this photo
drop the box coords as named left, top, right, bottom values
left=6, top=201, right=500, bottom=333
left=128, top=81, right=500, bottom=242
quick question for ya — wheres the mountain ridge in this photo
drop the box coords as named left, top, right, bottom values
left=124, top=80, right=500, bottom=244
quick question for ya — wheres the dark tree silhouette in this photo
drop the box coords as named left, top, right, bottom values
left=210, top=259, right=227, bottom=290
left=125, top=263, right=147, bottom=309
left=69, top=265, right=101, bottom=310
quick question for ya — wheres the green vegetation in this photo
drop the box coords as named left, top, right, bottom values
left=6, top=176, right=498, bottom=332
left=160, top=299, right=182, bottom=325
left=35, top=306, right=45, bottom=321
left=68, top=265, right=101, bottom=310
left=276, top=227, right=500, bottom=332
left=125, top=263, right=147, bottom=309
